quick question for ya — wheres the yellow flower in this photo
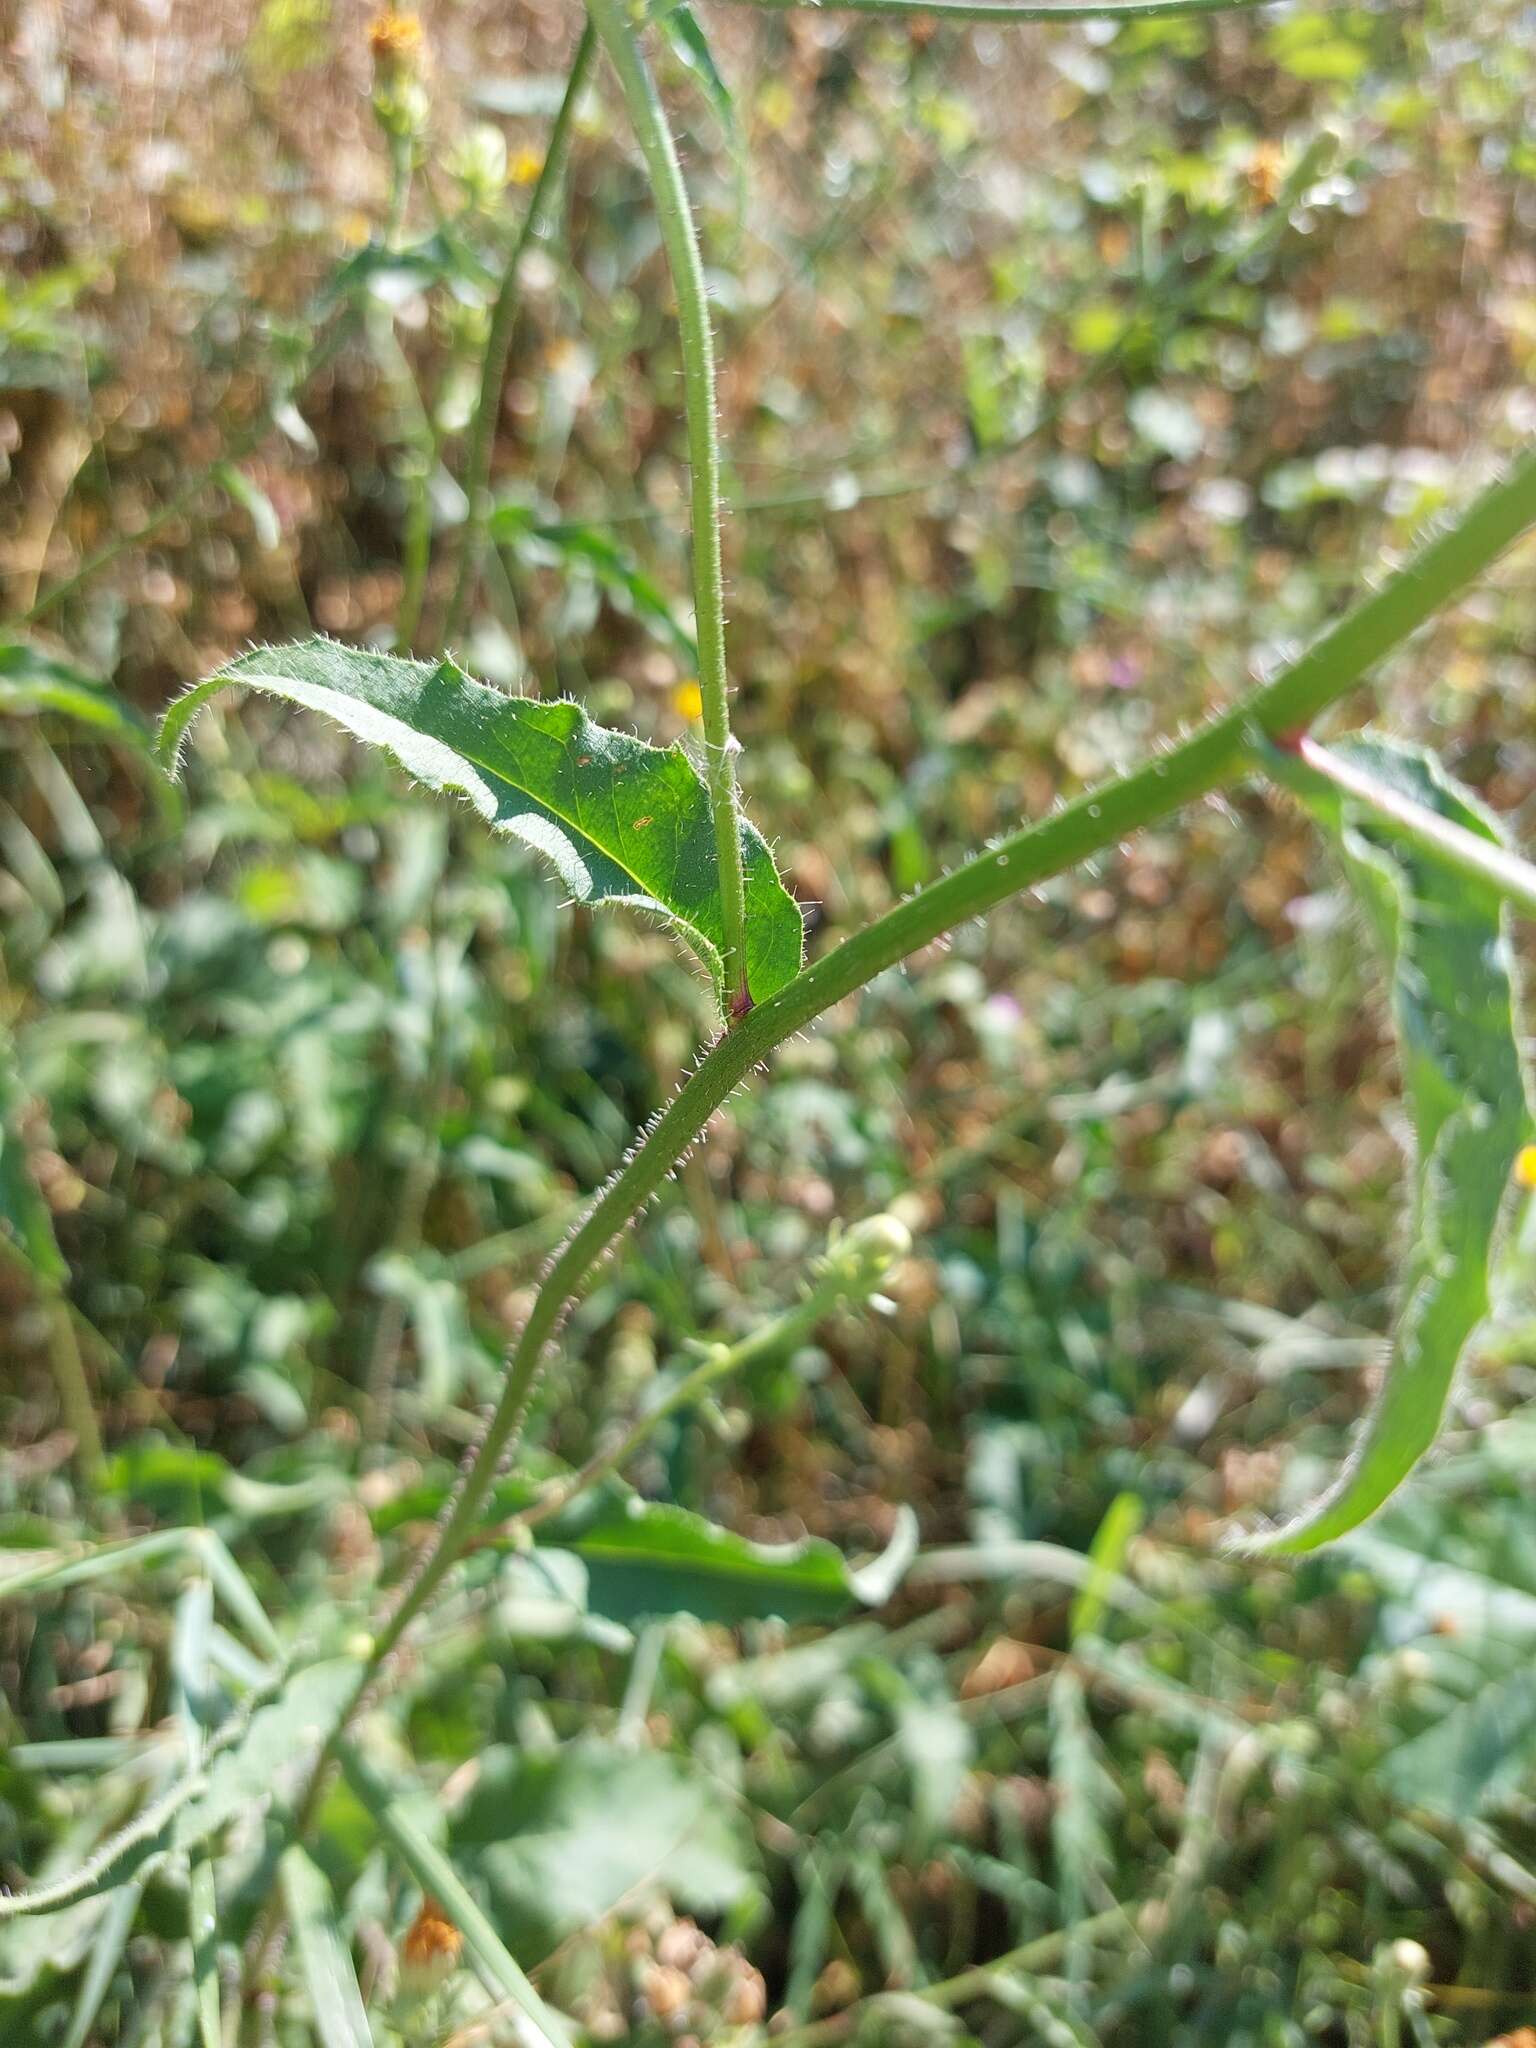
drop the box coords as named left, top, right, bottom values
left=508, top=146, right=544, bottom=187
left=368, top=8, right=423, bottom=66
left=1516, top=1144, right=1536, bottom=1191
left=672, top=680, right=704, bottom=721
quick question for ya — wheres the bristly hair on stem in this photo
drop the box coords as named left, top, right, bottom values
left=363, top=445, right=1536, bottom=1671
left=585, top=0, right=751, bottom=1017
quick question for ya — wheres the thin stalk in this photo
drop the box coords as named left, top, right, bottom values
left=468, top=1213, right=909, bottom=1548
left=362, top=446, right=1536, bottom=1672
left=1273, top=733, right=1536, bottom=916
left=443, top=25, right=596, bottom=646
left=23, top=461, right=249, bottom=625
left=371, top=314, right=438, bottom=657
left=370, top=116, right=438, bottom=655
left=586, top=0, right=749, bottom=1011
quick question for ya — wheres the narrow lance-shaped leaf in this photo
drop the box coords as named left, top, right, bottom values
left=279, top=1846, right=374, bottom=2048
left=158, top=638, right=804, bottom=1009
left=647, top=0, right=746, bottom=221
left=519, top=1488, right=918, bottom=1625
left=492, top=504, right=698, bottom=667
left=59, top=1881, right=144, bottom=2048
left=337, top=1741, right=572, bottom=2048
left=1247, top=737, right=1533, bottom=1552
left=188, top=1859, right=222, bottom=2048
left=0, top=639, right=149, bottom=744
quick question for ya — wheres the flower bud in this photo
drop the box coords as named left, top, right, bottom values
left=399, top=1896, right=463, bottom=1997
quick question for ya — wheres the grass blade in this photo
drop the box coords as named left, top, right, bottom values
left=338, top=1741, right=570, bottom=2048
left=59, top=1881, right=143, bottom=2048
left=189, top=1858, right=222, bottom=2048
left=279, top=1845, right=374, bottom=2048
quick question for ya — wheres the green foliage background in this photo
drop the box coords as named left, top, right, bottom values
left=3, top=0, right=1536, bottom=2040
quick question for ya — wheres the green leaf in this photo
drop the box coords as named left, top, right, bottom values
left=529, top=1489, right=917, bottom=1625
left=0, top=1660, right=345, bottom=1923
left=492, top=504, right=698, bottom=666
left=171, top=1579, right=219, bottom=1750
left=1069, top=1491, right=1144, bottom=1642
left=0, top=1050, right=67, bottom=1286
left=449, top=1741, right=759, bottom=1963
left=326, top=229, right=496, bottom=307
left=0, top=1525, right=281, bottom=1663
left=188, top=1859, right=222, bottom=2048
left=338, top=1742, right=572, bottom=2048
left=1376, top=1644, right=1536, bottom=1820
left=279, top=1846, right=374, bottom=2048
left=648, top=0, right=745, bottom=215
left=1048, top=1669, right=1119, bottom=1954
left=1250, top=738, right=1532, bottom=1551
left=217, top=463, right=283, bottom=551
left=177, top=1660, right=358, bottom=1850
left=59, top=1882, right=143, bottom=2048
left=0, top=640, right=148, bottom=743
left=0, top=1532, right=188, bottom=1602
left=158, top=638, right=804, bottom=1008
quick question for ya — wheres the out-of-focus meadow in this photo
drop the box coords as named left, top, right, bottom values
left=4, top=0, right=1536, bottom=2040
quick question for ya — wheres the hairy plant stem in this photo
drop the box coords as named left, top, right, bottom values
left=467, top=1214, right=909, bottom=1550
left=359, top=447, right=1536, bottom=1673
left=443, top=25, right=596, bottom=647
left=585, top=0, right=750, bottom=1012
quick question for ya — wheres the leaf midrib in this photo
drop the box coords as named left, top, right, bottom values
left=235, top=663, right=713, bottom=941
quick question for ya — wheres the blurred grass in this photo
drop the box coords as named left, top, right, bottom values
left=3, top=0, right=1536, bottom=2040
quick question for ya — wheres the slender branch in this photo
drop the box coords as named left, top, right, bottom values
left=443, top=26, right=597, bottom=647
left=586, top=0, right=750, bottom=1013
left=1268, top=733, right=1536, bottom=917
left=362, top=446, right=1536, bottom=1672
left=716, top=0, right=1281, bottom=18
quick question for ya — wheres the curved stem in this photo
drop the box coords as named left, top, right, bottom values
left=364, top=446, right=1536, bottom=1669
left=470, top=1212, right=909, bottom=1549
left=585, top=0, right=749, bottom=1012
left=443, top=26, right=597, bottom=647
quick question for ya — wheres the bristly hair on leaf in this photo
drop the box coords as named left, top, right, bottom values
left=158, top=637, right=804, bottom=1014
